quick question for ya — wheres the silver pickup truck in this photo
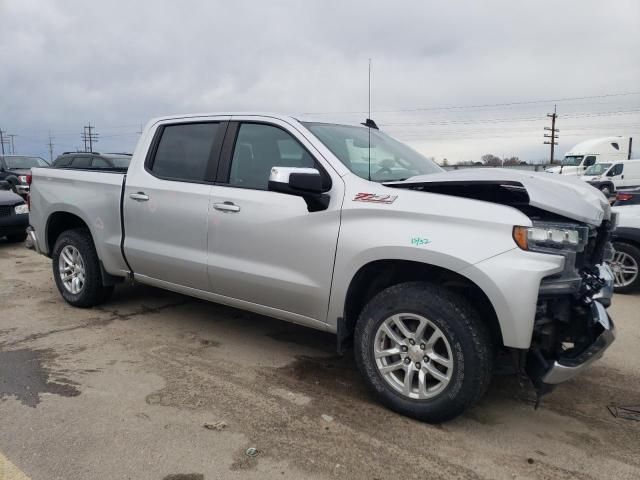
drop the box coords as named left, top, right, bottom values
left=28, top=113, right=616, bottom=422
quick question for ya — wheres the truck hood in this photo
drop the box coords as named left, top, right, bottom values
left=387, top=168, right=610, bottom=226
left=545, top=165, right=582, bottom=175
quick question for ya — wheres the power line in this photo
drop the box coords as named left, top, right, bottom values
left=7, top=134, right=17, bottom=154
left=0, top=129, right=9, bottom=155
left=302, top=90, right=640, bottom=115
left=81, top=123, right=99, bottom=152
left=545, top=105, right=558, bottom=164
left=47, top=132, right=55, bottom=162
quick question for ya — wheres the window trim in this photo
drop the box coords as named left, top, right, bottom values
left=215, top=120, right=332, bottom=192
left=144, top=121, right=228, bottom=185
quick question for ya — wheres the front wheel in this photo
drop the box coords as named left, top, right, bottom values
left=611, top=242, right=640, bottom=293
left=52, top=228, right=113, bottom=307
left=354, top=281, right=493, bottom=423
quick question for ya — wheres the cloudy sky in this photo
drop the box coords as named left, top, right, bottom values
left=1, top=0, right=639, bottom=163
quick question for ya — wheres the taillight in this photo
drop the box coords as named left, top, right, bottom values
left=26, top=174, right=32, bottom=185
left=616, top=193, right=633, bottom=201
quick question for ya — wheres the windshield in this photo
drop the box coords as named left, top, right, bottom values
left=105, top=155, right=131, bottom=169
left=584, top=163, right=611, bottom=176
left=303, top=122, right=443, bottom=182
left=562, top=155, right=584, bottom=167
left=3, top=156, right=49, bottom=169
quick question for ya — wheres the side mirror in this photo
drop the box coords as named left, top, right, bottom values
left=268, top=167, right=329, bottom=211
left=268, top=167, right=324, bottom=194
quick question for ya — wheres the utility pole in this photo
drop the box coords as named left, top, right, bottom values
left=544, top=105, right=559, bottom=164
left=7, top=134, right=16, bottom=154
left=0, top=129, right=5, bottom=155
left=48, top=131, right=55, bottom=162
left=81, top=123, right=99, bottom=152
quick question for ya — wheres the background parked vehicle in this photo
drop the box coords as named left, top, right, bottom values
left=0, top=180, right=29, bottom=242
left=546, top=136, right=634, bottom=175
left=610, top=204, right=640, bottom=293
left=613, top=187, right=640, bottom=207
left=52, top=152, right=131, bottom=170
left=0, top=155, right=50, bottom=200
left=582, top=159, right=640, bottom=195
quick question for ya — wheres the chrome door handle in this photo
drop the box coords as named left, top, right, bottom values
left=129, top=192, right=149, bottom=201
left=213, top=202, right=240, bottom=213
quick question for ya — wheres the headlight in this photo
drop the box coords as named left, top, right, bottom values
left=513, top=222, right=589, bottom=253
left=14, top=204, right=29, bottom=215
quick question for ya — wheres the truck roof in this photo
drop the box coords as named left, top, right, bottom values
left=145, top=112, right=362, bottom=128
left=566, top=136, right=631, bottom=156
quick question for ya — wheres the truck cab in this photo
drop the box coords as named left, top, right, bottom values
left=547, top=136, right=633, bottom=176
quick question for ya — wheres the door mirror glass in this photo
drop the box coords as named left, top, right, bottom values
left=268, top=167, right=323, bottom=194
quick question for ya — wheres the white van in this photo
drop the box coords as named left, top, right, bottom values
left=547, top=136, right=633, bottom=175
left=582, top=159, right=640, bottom=195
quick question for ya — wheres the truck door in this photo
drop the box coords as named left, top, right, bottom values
left=123, top=119, right=228, bottom=290
left=207, top=119, right=343, bottom=324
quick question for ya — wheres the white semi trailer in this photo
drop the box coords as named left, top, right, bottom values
left=547, top=136, right=633, bottom=175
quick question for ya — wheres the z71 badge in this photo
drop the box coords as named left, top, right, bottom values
left=353, top=193, right=398, bottom=204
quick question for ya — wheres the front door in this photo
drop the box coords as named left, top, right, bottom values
left=207, top=120, right=343, bottom=323
left=123, top=120, right=227, bottom=290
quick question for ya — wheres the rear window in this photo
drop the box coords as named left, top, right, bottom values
left=149, top=123, right=220, bottom=182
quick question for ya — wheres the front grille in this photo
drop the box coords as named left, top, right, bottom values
left=0, top=206, right=11, bottom=217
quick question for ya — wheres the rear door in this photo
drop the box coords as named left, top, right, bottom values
left=123, top=119, right=228, bottom=290
left=207, top=118, right=343, bottom=323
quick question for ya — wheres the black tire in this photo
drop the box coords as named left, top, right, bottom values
left=611, top=241, right=640, bottom=294
left=52, top=228, right=113, bottom=307
left=354, top=281, right=493, bottom=423
left=599, top=184, right=613, bottom=197
left=6, top=233, right=27, bottom=243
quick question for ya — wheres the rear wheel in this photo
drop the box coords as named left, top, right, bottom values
left=611, top=242, right=640, bottom=293
left=354, top=281, right=493, bottom=423
left=52, top=228, right=113, bottom=307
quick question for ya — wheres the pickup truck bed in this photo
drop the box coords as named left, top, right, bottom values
left=29, top=168, right=129, bottom=275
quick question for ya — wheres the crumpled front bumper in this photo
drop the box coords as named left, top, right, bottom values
left=541, top=300, right=615, bottom=384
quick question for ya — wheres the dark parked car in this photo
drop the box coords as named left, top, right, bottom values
left=0, top=180, right=29, bottom=242
left=613, top=187, right=640, bottom=207
left=0, top=155, right=50, bottom=199
left=52, top=152, right=131, bottom=170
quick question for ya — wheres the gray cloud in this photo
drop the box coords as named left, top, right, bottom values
left=1, top=0, right=639, bottom=162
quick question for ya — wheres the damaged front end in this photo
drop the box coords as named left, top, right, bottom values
left=525, top=216, right=616, bottom=399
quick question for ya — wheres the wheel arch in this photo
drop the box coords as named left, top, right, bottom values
left=46, top=211, right=91, bottom=256
left=338, top=259, right=503, bottom=353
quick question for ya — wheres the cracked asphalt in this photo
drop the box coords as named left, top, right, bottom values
left=0, top=239, right=639, bottom=480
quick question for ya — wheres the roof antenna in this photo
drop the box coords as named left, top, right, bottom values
left=361, top=59, right=379, bottom=180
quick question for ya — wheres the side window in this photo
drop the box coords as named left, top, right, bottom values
left=608, top=164, right=623, bottom=176
left=584, top=156, right=596, bottom=167
left=150, top=123, right=220, bottom=182
left=228, top=123, right=316, bottom=190
left=54, top=157, right=71, bottom=167
left=72, top=156, right=92, bottom=168
left=92, top=157, right=110, bottom=169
